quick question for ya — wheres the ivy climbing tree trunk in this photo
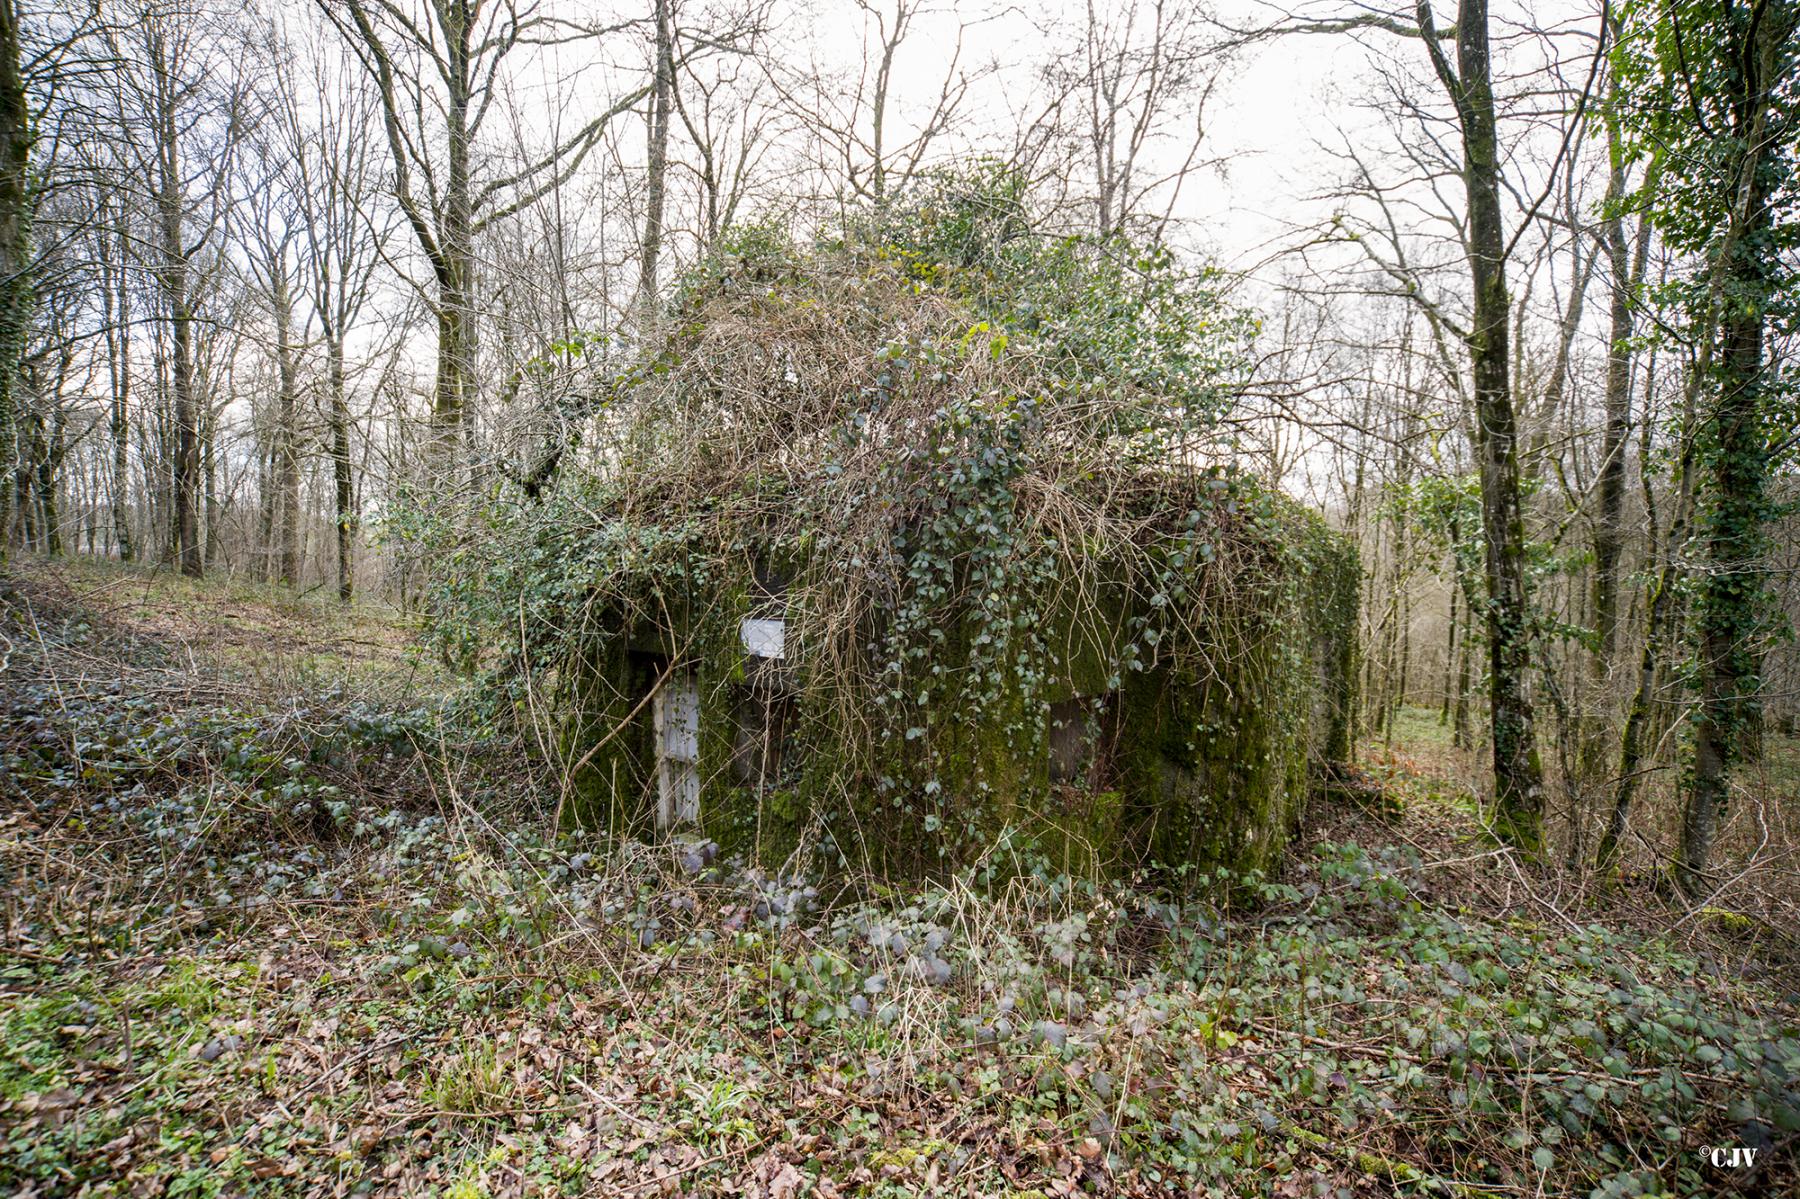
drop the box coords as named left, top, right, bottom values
left=1683, top=143, right=1780, bottom=894
left=1275, top=1, right=1550, bottom=848
left=1592, top=117, right=1635, bottom=678
left=1609, top=0, right=1800, bottom=895
left=1420, top=0, right=1546, bottom=852
left=0, top=0, right=31, bottom=557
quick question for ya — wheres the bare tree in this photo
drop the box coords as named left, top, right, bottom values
left=774, top=0, right=994, bottom=213
left=241, top=106, right=307, bottom=586
left=637, top=0, right=674, bottom=327
left=320, top=0, right=649, bottom=473
left=1045, top=0, right=1226, bottom=238
left=1246, top=0, right=1608, bottom=852
left=670, top=20, right=777, bottom=253
left=97, top=4, right=244, bottom=576
left=272, top=34, right=393, bottom=601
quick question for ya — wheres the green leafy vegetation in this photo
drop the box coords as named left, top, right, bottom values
left=2, top=561, right=1795, bottom=1197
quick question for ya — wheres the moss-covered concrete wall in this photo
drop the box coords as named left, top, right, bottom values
left=561, top=486, right=1359, bottom=881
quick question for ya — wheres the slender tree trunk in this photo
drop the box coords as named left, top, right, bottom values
left=13, top=409, right=33, bottom=546
left=38, top=404, right=60, bottom=555
left=108, top=224, right=133, bottom=562
left=328, top=334, right=354, bottom=601
left=1597, top=537, right=1686, bottom=871
left=1441, top=579, right=1458, bottom=724
left=170, top=284, right=200, bottom=576
left=154, top=65, right=201, bottom=577
left=871, top=8, right=899, bottom=204
left=1429, top=0, right=1546, bottom=850
left=1587, top=101, right=1657, bottom=805
left=637, top=0, right=673, bottom=328
left=1454, top=571, right=1477, bottom=749
left=202, top=395, right=219, bottom=570
left=1394, top=473, right=1414, bottom=727
left=256, top=440, right=275, bottom=582
left=1345, top=385, right=1378, bottom=747
left=273, top=271, right=301, bottom=586
left=1597, top=340, right=1692, bottom=872
left=1380, top=532, right=1402, bottom=744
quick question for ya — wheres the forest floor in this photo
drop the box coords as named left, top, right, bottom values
left=0, top=557, right=1796, bottom=1199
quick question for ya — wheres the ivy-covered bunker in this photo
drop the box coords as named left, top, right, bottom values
left=460, top=173, right=1362, bottom=877
left=560, top=468, right=1358, bottom=878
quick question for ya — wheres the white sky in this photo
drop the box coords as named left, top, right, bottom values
left=793, top=0, right=1390, bottom=268
left=788, top=0, right=1596, bottom=279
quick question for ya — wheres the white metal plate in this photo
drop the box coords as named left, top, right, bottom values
left=740, top=616, right=786, bottom=660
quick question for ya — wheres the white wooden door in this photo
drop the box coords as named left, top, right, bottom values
left=653, top=670, right=700, bottom=828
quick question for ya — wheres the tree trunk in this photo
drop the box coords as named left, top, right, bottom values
left=109, top=223, right=133, bottom=562
left=256, top=440, right=276, bottom=582
left=202, top=392, right=219, bottom=570
left=1429, top=0, right=1546, bottom=851
left=433, top=238, right=472, bottom=468
left=1681, top=225, right=1773, bottom=896
left=38, top=404, right=60, bottom=555
left=1587, top=87, right=1657, bottom=794
left=1592, top=171, right=1632, bottom=675
left=1440, top=578, right=1458, bottom=724
left=273, top=271, right=301, bottom=586
left=637, top=0, right=673, bottom=328
left=1675, top=5, right=1788, bottom=897
left=13, top=409, right=33, bottom=546
left=154, top=49, right=202, bottom=578
left=431, top=9, right=475, bottom=471
left=0, top=0, right=30, bottom=558
left=1454, top=627, right=1475, bottom=748
left=1598, top=335, right=1694, bottom=873
left=1395, top=499, right=1413, bottom=724
left=1597, top=534, right=1685, bottom=871
left=170, top=280, right=200, bottom=576
left=328, top=334, right=354, bottom=602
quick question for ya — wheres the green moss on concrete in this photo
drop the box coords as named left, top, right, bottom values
left=557, top=477, right=1359, bottom=881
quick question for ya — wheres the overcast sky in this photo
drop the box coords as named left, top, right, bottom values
left=790, top=0, right=1596, bottom=281
left=805, top=0, right=1397, bottom=268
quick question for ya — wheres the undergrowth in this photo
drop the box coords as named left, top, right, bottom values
left=1, top=562, right=1796, bottom=1198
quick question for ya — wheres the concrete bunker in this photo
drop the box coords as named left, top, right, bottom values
left=560, top=477, right=1359, bottom=879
